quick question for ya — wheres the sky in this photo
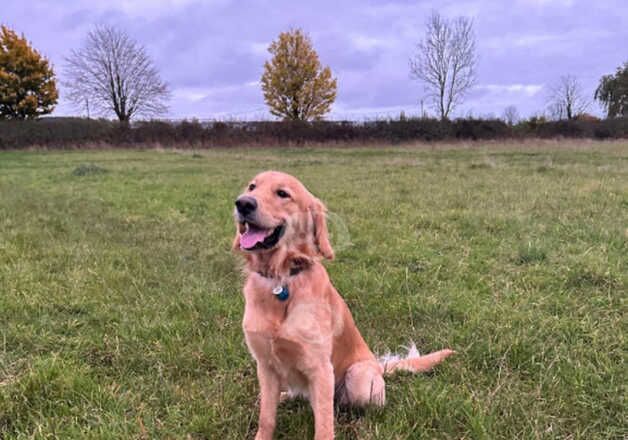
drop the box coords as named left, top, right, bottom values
left=4, top=0, right=627, bottom=120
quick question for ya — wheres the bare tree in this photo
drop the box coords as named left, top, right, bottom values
left=410, top=11, right=477, bottom=120
left=502, top=105, right=519, bottom=126
left=64, top=26, right=170, bottom=122
left=546, top=75, right=589, bottom=120
left=546, top=102, right=565, bottom=121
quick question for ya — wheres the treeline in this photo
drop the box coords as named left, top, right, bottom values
left=1, top=117, right=627, bottom=149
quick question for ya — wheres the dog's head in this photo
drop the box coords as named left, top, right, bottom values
left=232, top=171, right=334, bottom=262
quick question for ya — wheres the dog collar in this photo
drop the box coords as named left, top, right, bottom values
left=272, top=285, right=290, bottom=301
left=255, top=265, right=305, bottom=302
left=255, top=265, right=305, bottom=279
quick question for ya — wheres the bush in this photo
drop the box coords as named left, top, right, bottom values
left=0, top=116, right=626, bottom=150
left=453, top=118, right=511, bottom=140
left=0, top=118, right=116, bottom=148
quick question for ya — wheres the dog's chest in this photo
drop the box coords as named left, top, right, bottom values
left=242, top=279, right=289, bottom=356
left=242, top=280, right=328, bottom=376
left=242, top=300, right=285, bottom=341
left=243, top=305, right=304, bottom=381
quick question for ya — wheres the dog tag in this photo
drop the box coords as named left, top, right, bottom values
left=272, top=285, right=289, bottom=301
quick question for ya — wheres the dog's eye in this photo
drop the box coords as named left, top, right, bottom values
left=276, top=189, right=290, bottom=199
left=248, top=183, right=256, bottom=191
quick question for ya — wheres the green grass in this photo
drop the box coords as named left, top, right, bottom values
left=1, top=142, right=626, bottom=439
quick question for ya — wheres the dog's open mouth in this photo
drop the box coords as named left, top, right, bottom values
left=240, top=222, right=285, bottom=251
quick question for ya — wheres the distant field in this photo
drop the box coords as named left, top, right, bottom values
left=1, top=142, right=626, bottom=439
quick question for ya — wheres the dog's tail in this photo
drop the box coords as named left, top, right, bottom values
left=379, top=343, right=455, bottom=375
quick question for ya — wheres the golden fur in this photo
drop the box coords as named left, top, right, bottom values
left=233, top=171, right=454, bottom=440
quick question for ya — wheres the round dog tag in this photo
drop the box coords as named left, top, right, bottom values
left=272, top=285, right=289, bottom=301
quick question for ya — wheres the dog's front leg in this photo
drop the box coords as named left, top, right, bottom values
left=308, top=361, right=335, bottom=440
left=255, top=362, right=281, bottom=440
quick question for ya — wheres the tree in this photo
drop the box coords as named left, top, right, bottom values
left=0, top=25, right=58, bottom=119
left=410, top=11, right=477, bottom=120
left=546, top=75, right=589, bottom=120
left=595, top=62, right=628, bottom=118
left=547, top=102, right=566, bottom=121
left=502, top=105, right=519, bottom=126
left=261, top=29, right=337, bottom=121
left=64, top=26, right=169, bottom=122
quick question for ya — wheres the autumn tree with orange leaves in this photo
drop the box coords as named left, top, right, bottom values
left=261, top=29, right=337, bottom=121
left=0, top=25, right=58, bottom=119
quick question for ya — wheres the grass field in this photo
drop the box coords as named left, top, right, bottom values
left=1, top=142, right=626, bottom=439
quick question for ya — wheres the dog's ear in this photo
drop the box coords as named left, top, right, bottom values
left=310, top=198, right=334, bottom=260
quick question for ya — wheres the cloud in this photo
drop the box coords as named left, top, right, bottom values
left=81, top=0, right=223, bottom=18
left=172, top=87, right=215, bottom=102
left=484, top=29, right=614, bottom=52
left=249, top=42, right=270, bottom=56
left=477, top=84, right=544, bottom=96
left=517, top=0, right=574, bottom=6
left=3, top=0, right=626, bottom=119
left=348, top=34, right=396, bottom=51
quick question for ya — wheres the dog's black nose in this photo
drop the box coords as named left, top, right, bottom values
left=235, top=196, right=257, bottom=216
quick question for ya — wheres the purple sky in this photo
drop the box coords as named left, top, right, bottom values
left=5, top=0, right=627, bottom=120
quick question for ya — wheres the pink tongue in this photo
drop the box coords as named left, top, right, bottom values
left=240, top=225, right=270, bottom=249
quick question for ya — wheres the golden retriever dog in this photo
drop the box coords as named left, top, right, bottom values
left=233, top=171, right=454, bottom=440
